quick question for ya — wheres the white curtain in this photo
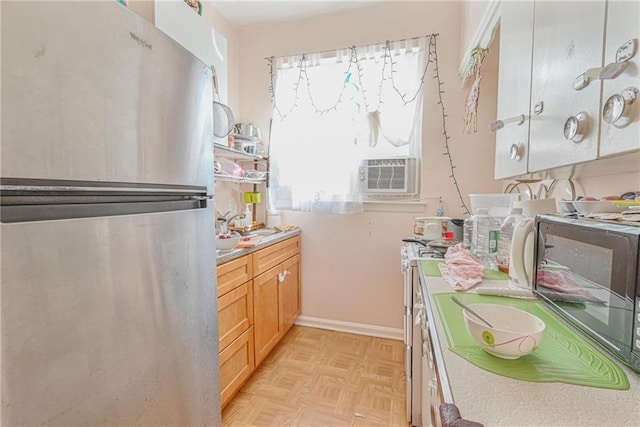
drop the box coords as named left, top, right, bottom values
left=268, top=37, right=427, bottom=214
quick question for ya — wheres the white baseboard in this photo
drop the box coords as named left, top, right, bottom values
left=294, top=315, right=403, bottom=341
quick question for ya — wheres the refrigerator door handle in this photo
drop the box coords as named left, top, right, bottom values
left=0, top=178, right=208, bottom=197
left=1, top=199, right=209, bottom=224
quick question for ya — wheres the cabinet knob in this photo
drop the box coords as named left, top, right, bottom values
left=602, top=87, right=638, bottom=128
left=509, top=142, right=525, bottom=161
left=533, top=102, right=544, bottom=116
left=563, top=112, right=589, bottom=143
left=489, top=114, right=526, bottom=132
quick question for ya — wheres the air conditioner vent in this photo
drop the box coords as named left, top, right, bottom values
left=358, top=157, right=418, bottom=195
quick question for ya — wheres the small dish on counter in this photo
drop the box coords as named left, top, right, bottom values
left=571, top=200, right=628, bottom=214
left=463, top=303, right=546, bottom=359
left=216, top=233, right=241, bottom=251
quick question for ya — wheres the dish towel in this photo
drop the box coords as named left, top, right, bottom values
left=437, top=244, right=485, bottom=291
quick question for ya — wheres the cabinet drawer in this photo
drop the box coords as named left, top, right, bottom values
left=253, top=236, right=300, bottom=276
left=217, top=254, right=253, bottom=297
left=218, top=281, right=253, bottom=351
left=220, top=326, right=255, bottom=409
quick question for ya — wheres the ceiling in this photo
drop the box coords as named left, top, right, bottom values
left=212, top=1, right=375, bottom=27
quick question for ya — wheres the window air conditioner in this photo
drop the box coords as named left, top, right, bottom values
left=358, top=157, right=418, bottom=195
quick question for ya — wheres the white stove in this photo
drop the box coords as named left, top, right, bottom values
left=403, top=240, right=445, bottom=262
left=401, top=240, right=446, bottom=426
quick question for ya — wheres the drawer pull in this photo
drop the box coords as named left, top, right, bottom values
left=278, top=270, right=290, bottom=282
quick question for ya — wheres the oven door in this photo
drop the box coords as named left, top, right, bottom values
left=401, top=250, right=413, bottom=423
left=535, top=216, right=640, bottom=371
left=411, top=267, right=423, bottom=426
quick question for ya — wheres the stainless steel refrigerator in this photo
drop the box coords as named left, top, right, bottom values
left=1, top=2, right=220, bottom=425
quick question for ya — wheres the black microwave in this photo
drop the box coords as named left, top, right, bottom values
left=534, top=214, right=640, bottom=373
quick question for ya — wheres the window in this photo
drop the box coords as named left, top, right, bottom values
left=268, top=37, right=429, bottom=213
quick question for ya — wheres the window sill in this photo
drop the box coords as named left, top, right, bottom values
left=362, top=200, right=427, bottom=213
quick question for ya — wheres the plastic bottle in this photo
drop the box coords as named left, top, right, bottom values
left=497, top=207, right=523, bottom=274
left=463, top=215, right=476, bottom=251
left=243, top=204, right=253, bottom=228
left=474, top=208, right=501, bottom=270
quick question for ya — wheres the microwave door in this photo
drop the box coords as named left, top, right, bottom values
left=536, top=223, right=636, bottom=352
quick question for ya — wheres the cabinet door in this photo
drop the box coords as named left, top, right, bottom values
left=599, top=0, right=640, bottom=157
left=279, top=254, right=301, bottom=334
left=219, top=327, right=255, bottom=409
left=253, top=265, right=281, bottom=365
left=218, top=281, right=253, bottom=351
left=528, top=0, right=606, bottom=171
left=494, top=0, right=534, bottom=179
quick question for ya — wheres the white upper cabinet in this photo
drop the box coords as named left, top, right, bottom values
left=494, top=1, right=534, bottom=179
left=528, top=0, right=607, bottom=172
left=599, top=0, right=640, bottom=157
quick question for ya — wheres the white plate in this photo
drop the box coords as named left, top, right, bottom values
left=547, top=179, right=577, bottom=201
left=571, top=200, right=628, bottom=214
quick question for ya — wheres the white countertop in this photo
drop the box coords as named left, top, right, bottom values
left=216, top=229, right=301, bottom=264
left=420, top=269, right=640, bottom=427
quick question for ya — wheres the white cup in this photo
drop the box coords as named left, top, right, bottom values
left=239, top=123, right=254, bottom=137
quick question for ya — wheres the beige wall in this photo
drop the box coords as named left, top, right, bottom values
left=460, top=0, right=491, bottom=59
left=214, top=1, right=502, bottom=332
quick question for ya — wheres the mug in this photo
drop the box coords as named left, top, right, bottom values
left=238, top=123, right=254, bottom=137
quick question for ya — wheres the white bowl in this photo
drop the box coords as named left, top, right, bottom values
left=557, top=200, right=577, bottom=214
left=571, top=200, right=627, bottom=214
left=463, top=303, right=545, bottom=359
left=216, top=234, right=241, bottom=251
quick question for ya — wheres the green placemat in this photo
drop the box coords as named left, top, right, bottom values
left=433, top=292, right=629, bottom=390
left=420, top=259, right=509, bottom=280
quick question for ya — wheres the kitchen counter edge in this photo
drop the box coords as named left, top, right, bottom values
left=216, top=229, right=301, bottom=265
left=418, top=263, right=640, bottom=427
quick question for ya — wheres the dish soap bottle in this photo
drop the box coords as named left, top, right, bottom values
left=243, top=204, right=253, bottom=228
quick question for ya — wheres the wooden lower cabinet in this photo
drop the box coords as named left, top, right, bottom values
left=280, top=254, right=301, bottom=334
left=219, top=326, right=255, bottom=409
left=217, top=255, right=252, bottom=297
left=253, top=236, right=300, bottom=276
left=254, top=252, right=302, bottom=365
left=253, top=265, right=282, bottom=365
left=218, top=281, right=253, bottom=351
left=217, top=235, right=301, bottom=405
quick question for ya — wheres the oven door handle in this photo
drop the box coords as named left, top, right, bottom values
left=414, top=303, right=423, bottom=325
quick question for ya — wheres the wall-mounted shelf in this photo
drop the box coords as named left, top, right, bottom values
left=214, top=143, right=267, bottom=162
left=214, top=173, right=266, bottom=185
left=214, top=142, right=268, bottom=190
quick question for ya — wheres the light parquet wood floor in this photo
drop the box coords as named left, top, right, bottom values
left=222, top=325, right=408, bottom=427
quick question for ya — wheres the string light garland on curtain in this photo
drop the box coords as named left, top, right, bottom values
left=267, top=35, right=436, bottom=120
left=266, top=34, right=470, bottom=215
left=429, top=36, right=471, bottom=215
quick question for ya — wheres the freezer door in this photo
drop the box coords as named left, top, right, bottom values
left=1, top=1, right=213, bottom=191
left=1, top=205, right=220, bottom=425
